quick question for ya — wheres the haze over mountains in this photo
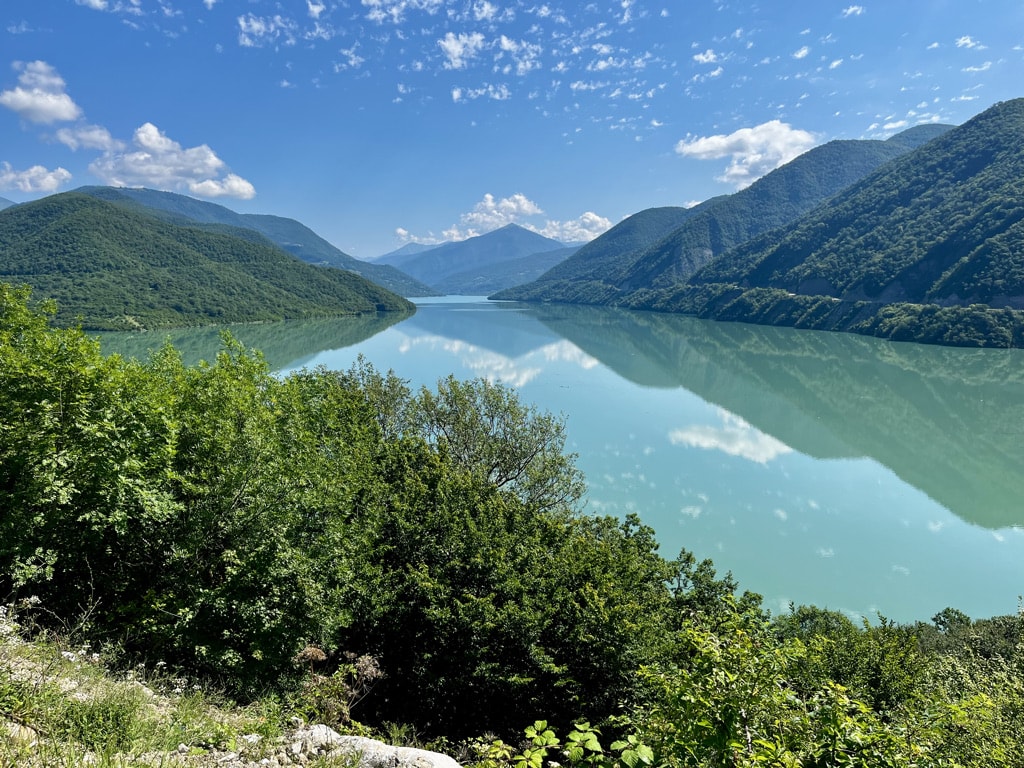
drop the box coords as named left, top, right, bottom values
left=372, top=223, right=580, bottom=295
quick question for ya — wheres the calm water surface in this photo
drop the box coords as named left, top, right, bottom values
left=102, top=297, right=1024, bottom=622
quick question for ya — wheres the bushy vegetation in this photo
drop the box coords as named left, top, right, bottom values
left=3, top=283, right=1024, bottom=765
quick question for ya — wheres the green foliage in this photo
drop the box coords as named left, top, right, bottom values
left=77, top=185, right=436, bottom=297
left=0, top=192, right=413, bottom=330
left=4, top=280, right=1024, bottom=766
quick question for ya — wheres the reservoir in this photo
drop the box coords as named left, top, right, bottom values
left=102, top=297, right=1024, bottom=622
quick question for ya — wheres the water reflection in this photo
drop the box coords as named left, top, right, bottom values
left=529, top=303, right=1024, bottom=531
left=97, top=310, right=411, bottom=369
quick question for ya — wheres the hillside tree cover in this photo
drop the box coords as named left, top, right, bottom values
left=2, top=283, right=1023, bottom=764
left=0, top=193, right=413, bottom=329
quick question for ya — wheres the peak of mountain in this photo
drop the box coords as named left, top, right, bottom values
left=74, top=186, right=436, bottom=297
left=0, top=197, right=15, bottom=211
left=0, top=192, right=413, bottom=330
left=495, top=126, right=953, bottom=305
left=377, top=224, right=573, bottom=294
left=371, top=241, right=440, bottom=263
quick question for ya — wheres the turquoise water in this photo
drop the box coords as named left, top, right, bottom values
left=101, top=297, right=1024, bottom=622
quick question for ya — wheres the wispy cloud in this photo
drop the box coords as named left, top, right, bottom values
left=439, top=31, right=487, bottom=69
left=841, top=5, right=865, bottom=17
left=792, top=45, right=810, bottom=59
left=955, top=35, right=986, bottom=49
left=237, top=14, right=298, bottom=48
left=675, top=120, right=818, bottom=188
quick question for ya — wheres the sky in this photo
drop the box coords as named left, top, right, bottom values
left=1, top=1, right=1023, bottom=258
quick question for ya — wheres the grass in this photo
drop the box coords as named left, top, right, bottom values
left=0, top=602, right=286, bottom=767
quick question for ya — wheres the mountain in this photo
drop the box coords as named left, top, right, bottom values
left=371, top=241, right=439, bottom=262
left=0, top=197, right=14, bottom=211
left=432, top=245, right=580, bottom=295
left=75, top=186, right=437, bottom=297
left=0, top=192, right=413, bottom=330
left=494, top=124, right=952, bottom=304
left=374, top=223, right=572, bottom=293
left=660, top=99, right=1024, bottom=346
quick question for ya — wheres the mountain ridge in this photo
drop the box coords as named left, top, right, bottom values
left=0, top=192, right=413, bottom=330
left=74, top=186, right=437, bottom=297
left=494, top=123, right=953, bottom=305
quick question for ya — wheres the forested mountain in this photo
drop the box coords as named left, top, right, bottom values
left=495, top=124, right=951, bottom=304
left=630, top=99, right=1024, bottom=346
left=0, top=192, right=413, bottom=330
left=375, top=223, right=573, bottom=293
left=76, top=186, right=437, bottom=297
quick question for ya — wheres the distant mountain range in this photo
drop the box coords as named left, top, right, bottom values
left=497, top=101, right=1024, bottom=347
left=373, top=223, right=580, bottom=294
left=0, top=192, right=413, bottom=330
left=75, top=186, right=437, bottom=297
left=0, top=197, right=14, bottom=211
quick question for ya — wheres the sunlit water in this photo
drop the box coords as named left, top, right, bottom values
left=101, top=297, right=1024, bottom=622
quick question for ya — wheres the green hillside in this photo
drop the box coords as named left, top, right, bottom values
left=495, top=124, right=951, bottom=305
left=76, top=186, right=437, bottom=297
left=0, top=192, right=413, bottom=330
left=664, top=99, right=1024, bottom=346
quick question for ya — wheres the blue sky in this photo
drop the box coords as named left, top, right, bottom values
left=1, top=1, right=1022, bottom=258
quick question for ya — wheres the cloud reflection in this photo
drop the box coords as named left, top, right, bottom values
left=395, top=333, right=597, bottom=387
left=668, top=409, right=793, bottom=464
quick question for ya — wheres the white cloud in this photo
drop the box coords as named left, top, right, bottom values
left=55, top=124, right=123, bottom=151
left=792, top=45, right=810, bottom=59
left=307, top=1, right=326, bottom=19
left=75, top=0, right=108, bottom=9
left=362, top=0, right=443, bottom=24
left=237, top=14, right=298, bottom=47
left=402, top=193, right=611, bottom=244
left=497, top=36, right=543, bottom=75
left=675, top=120, right=818, bottom=188
left=955, top=35, right=984, bottom=49
left=693, top=48, right=718, bottom=64
left=669, top=410, right=793, bottom=465
left=462, top=192, right=544, bottom=230
left=473, top=0, right=498, bottom=21
left=0, top=60, right=82, bottom=124
left=841, top=5, right=864, bottom=17
left=963, top=61, right=992, bottom=72
left=533, top=211, right=612, bottom=242
left=0, top=162, right=72, bottom=193
left=450, top=83, right=510, bottom=101
left=439, top=31, right=486, bottom=69
left=89, top=122, right=256, bottom=200
left=203, top=0, right=218, bottom=8
left=829, top=58, right=843, bottom=69
left=188, top=174, right=257, bottom=199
